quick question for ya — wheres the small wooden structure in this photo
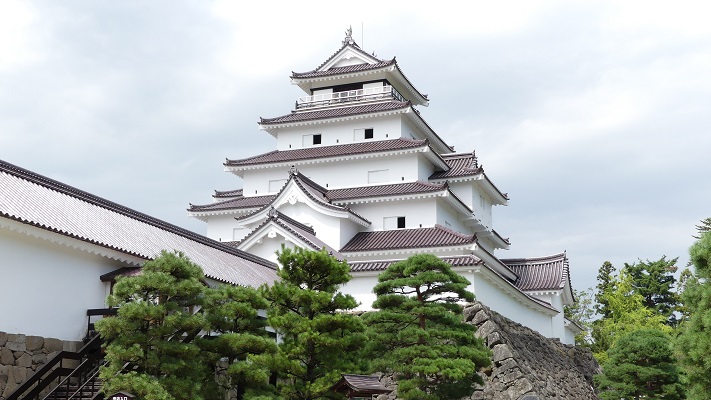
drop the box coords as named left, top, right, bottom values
left=331, top=374, right=392, bottom=399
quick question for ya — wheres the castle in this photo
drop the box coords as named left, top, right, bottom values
left=188, top=31, right=579, bottom=343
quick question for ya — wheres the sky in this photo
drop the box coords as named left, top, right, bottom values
left=1, top=1, right=709, bottom=291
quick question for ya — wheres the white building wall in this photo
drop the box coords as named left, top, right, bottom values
left=435, top=200, right=469, bottom=233
left=275, top=115, right=404, bottom=151
left=0, top=228, right=126, bottom=341
left=348, top=198, right=436, bottom=231
left=341, top=274, right=379, bottom=311
left=241, top=154, right=423, bottom=195
left=205, top=214, right=246, bottom=242
left=461, top=269, right=555, bottom=338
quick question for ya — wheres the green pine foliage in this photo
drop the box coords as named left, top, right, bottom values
left=96, top=250, right=210, bottom=400
left=692, top=217, right=711, bottom=239
left=363, top=254, right=491, bottom=400
left=198, top=285, right=278, bottom=399
left=564, top=288, right=595, bottom=346
left=259, top=246, right=367, bottom=400
left=623, top=256, right=679, bottom=326
left=595, top=329, right=684, bottom=400
left=675, top=232, right=711, bottom=399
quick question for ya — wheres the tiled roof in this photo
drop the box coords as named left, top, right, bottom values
left=213, top=189, right=242, bottom=199
left=429, top=152, right=482, bottom=179
left=332, top=374, right=392, bottom=395
left=240, top=208, right=344, bottom=260
left=349, top=254, right=483, bottom=272
left=259, top=101, right=410, bottom=125
left=327, top=181, right=446, bottom=201
left=291, top=59, right=396, bottom=79
left=188, top=194, right=275, bottom=213
left=225, top=138, right=428, bottom=167
left=0, top=159, right=278, bottom=287
left=341, top=225, right=475, bottom=252
left=501, top=252, right=570, bottom=291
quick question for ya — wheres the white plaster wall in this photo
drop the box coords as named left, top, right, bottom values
left=348, top=198, right=436, bottom=230
left=435, top=200, right=468, bottom=233
left=205, top=214, right=245, bottom=242
left=462, top=269, right=555, bottom=338
left=342, top=274, right=379, bottom=310
left=275, top=115, right=403, bottom=151
left=0, top=228, right=127, bottom=341
left=417, top=154, right=437, bottom=181
left=242, top=154, right=422, bottom=195
left=243, top=233, right=296, bottom=264
left=448, top=182, right=474, bottom=209
left=274, top=202, right=345, bottom=250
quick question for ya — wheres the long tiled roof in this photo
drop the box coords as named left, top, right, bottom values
left=259, top=101, right=410, bottom=125
left=349, top=254, right=484, bottom=272
left=502, top=252, right=570, bottom=291
left=188, top=194, right=275, bottom=213
left=332, top=374, right=392, bottom=395
left=0, top=159, right=278, bottom=287
left=429, top=152, right=482, bottom=179
left=327, top=181, right=446, bottom=201
left=291, top=59, right=396, bottom=79
left=225, top=138, right=428, bottom=167
left=341, top=225, right=475, bottom=252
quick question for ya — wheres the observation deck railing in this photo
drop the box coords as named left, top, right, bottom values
left=296, top=85, right=405, bottom=109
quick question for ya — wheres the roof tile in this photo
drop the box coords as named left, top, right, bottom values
left=341, top=225, right=475, bottom=252
left=259, top=101, right=410, bottom=125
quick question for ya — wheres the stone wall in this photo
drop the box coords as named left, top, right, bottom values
left=377, top=302, right=600, bottom=400
left=0, top=331, right=82, bottom=399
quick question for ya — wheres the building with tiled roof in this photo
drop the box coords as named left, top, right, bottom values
left=189, top=32, right=579, bottom=344
left=0, top=159, right=277, bottom=341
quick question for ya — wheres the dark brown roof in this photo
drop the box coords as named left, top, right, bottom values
left=331, top=374, right=392, bottom=395
left=189, top=194, right=275, bottom=213
left=341, top=225, right=476, bottom=252
left=502, top=252, right=570, bottom=291
left=327, top=181, right=446, bottom=201
left=429, top=152, right=482, bottom=179
left=259, top=101, right=410, bottom=125
left=291, top=59, right=396, bottom=79
left=225, top=138, right=428, bottom=167
left=213, top=189, right=242, bottom=199
left=0, top=159, right=278, bottom=286
left=349, top=254, right=484, bottom=272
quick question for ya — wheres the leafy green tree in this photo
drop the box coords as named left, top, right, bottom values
left=564, top=288, right=595, bottom=346
left=591, top=270, right=671, bottom=363
left=363, top=254, right=491, bottom=400
left=623, top=256, right=679, bottom=326
left=595, top=329, right=685, bottom=400
left=97, top=251, right=210, bottom=400
left=198, top=285, right=278, bottom=399
left=260, top=247, right=367, bottom=400
left=692, top=217, right=711, bottom=239
left=675, top=232, right=711, bottom=399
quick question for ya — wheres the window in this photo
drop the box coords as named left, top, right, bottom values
left=354, top=128, right=374, bottom=140
left=384, top=216, right=406, bottom=229
left=365, top=128, right=374, bottom=139
left=368, top=169, right=389, bottom=184
left=303, top=134, right=322, bottom=146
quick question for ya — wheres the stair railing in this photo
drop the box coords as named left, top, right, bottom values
left=6, top=334, right=103, bottom=400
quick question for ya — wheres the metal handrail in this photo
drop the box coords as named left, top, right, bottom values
left=6, top=335, right=102, bottom=400
left=296, top=85, right=405, bottom=109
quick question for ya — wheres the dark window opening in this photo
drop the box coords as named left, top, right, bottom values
left=397, top=217, right=406, bottom=229
left=313, top=134, right=322, bottom=145
left=365, top=128, right=374, bottom=139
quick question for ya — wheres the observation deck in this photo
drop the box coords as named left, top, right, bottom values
left=295, top=85, right=406, bottom=110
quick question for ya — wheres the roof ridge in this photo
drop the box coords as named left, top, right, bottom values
left=0, top=159, right=276, bottom=270
left=225, top=150, right=279, bottom=165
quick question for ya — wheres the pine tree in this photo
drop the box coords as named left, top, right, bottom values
left=595, top=329, right=684, bottom=400
left=564, top=288, right=595, bottom=345
left=198, top=285, right=278, bottom=399
left=675, top=232, right=711, bottom=399
left=595, top=261, right=616, bottom=318
left=363, top=254, right=491, bottom=400
left=260, top=247, right=367, bottom=400
left=97, top=251, right=210, bottom=400
left=692, top=217, right=711, bottom=239
left=623, top=256, right=679, bottom=326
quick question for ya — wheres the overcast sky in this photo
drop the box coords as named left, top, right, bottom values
left=2, top=1, right=709, bottom=291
